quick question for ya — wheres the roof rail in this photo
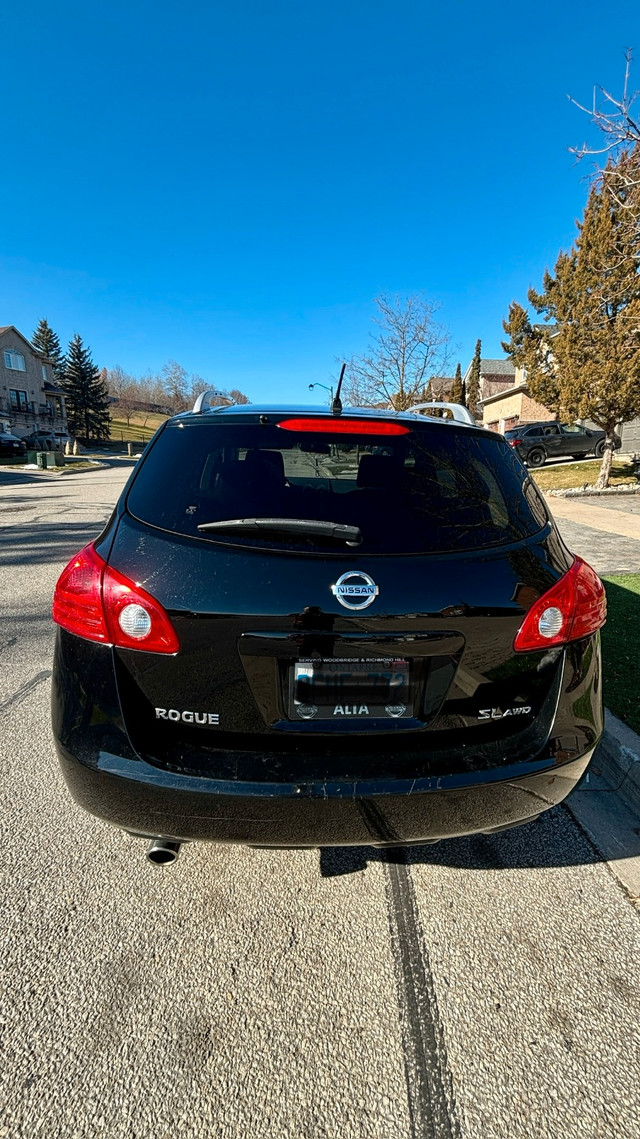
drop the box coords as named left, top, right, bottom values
left=192, top=390, right=235, bottom=414
left=405, top=401, right=477, bottom=426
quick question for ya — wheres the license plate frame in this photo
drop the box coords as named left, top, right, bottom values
left=290, top=657, right=412, bottom=721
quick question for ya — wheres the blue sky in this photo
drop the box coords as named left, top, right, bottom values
left=1, top=1, right=638, bottom=401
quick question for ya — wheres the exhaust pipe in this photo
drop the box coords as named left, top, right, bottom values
left=147, top=838, right=182, bottom=866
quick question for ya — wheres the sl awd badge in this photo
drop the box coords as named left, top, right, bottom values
left=331, top=571, right=379, bottom=611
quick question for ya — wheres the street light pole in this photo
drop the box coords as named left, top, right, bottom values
left=308, top=383, right=334, bottom=405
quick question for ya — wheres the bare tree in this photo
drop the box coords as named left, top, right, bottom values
left=343, top=294, right=452, bottom=410
left=570, top=50, right=640, bottom=158
left=570, top=49, right=640, bottom=238
left=161, top=360, right=189, bottom=412
left=229, top=388, right=250, bottom=405
left=103, top=365, right=133, bottom=399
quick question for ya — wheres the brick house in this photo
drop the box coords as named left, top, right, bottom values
left=478, top=365, right=640, bottom=454
left=0, top=326, right=68, bottom=442
left=479, top=370, right=556, bottom=433
left=463, top=358, right=516, bottom=403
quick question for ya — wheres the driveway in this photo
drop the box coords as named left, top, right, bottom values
left=1, top=465, right=639, bottom=1139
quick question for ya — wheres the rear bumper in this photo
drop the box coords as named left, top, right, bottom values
left=54, top=742, right=596, bottom=847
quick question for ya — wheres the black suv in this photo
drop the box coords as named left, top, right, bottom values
left=51, top=400, right=606, bottom=861
left=504, top=421, right=620, bottom=467
left=0, top=430, right=27, bottom=459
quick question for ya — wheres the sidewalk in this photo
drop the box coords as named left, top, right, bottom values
left=545, top=492, right=640, bottom=884
left=548, top=494, right=640, bottom=541
left=547, top=492, right=640, bottom=576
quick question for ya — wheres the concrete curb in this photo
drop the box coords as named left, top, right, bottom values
left=592, top=709, right=640, bottom=818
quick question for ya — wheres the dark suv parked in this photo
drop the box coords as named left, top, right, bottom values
left=51, top=400, right=606, bottom=861
left=504, top=421, right=620, bottom=467
left=0, top=430, right=27, bottom=458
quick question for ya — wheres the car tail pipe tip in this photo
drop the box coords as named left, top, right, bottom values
left=147, top=838, right=182, bottom=866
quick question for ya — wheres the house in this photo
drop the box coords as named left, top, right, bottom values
left=428, top=376, right=456, bottom=399
left=478, top=368, right=556, bottom=433
left=0, top=326, right=68, bottom=442
left=476, top=366, right=640, bottom=452
left=463, top=358, right=517, bottom=403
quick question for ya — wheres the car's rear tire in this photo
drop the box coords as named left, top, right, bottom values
left=594, top=439, right=606, bottom=458
left=526, top=448, right=545, bottom=468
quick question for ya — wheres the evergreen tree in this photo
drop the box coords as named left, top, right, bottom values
left=422, top=379, right=445, bottom=416
left=466, top=339, right=481, bottom=417
left=450, top=362, right=464, bottom=403
left=62, top=334, right=111, bottom=442
left=31, top=318, right=65, bottom=379
left=502, top=151, right=640, bottom=488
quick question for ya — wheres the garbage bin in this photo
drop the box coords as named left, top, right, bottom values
left=36, top=451, right=47, bottom=469
left=45, top=451, right=65, bottom=468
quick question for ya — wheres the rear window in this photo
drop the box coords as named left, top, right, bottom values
left=126, top=416, right=548, bottom=555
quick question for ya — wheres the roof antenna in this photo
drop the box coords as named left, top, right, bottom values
left=332, top=363, right=345, bottom=415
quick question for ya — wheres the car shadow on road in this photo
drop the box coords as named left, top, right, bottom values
left=1, top=521, right=106, bottom=566
left=319, top=801, right=640, bottom=876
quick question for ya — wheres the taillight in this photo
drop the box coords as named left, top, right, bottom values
left=52, top=544, right=109, bottom=643
left=509, top=438, right=523, bottom=447
left=513, top=556, right=606, bottom=652
left=53, top=543, right=180, bottom=654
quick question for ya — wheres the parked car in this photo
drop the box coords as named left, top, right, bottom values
left=20, top=431, right=57, bottom=451
left=0, top=430, right=27, bottom=458
left=503, top=421, right=621, bottom=467
left=51, top=401, right=606, bottom=863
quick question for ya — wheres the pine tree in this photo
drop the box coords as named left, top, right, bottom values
left=502, top=151, right=640, bottom=488
left=422, top=379, right=445, bottom=416
left=62, top=334, right=111, bottom=442
left=450, top=362, right=464, bottom=403
left=466, top=339, right=481, bottom=417
left=31, top=318, right=65, bottom=379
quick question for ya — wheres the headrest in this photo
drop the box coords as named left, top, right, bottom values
left=357, top=453, right=396, bottom=489
left=244, top=449, right=286, bottom=481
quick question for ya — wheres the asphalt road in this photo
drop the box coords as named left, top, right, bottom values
left=1, top=462, right=640, bottom=1139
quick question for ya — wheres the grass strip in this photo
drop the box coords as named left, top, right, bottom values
left=601, top=574, right=640, bottom=735
left=109, top=413, right=166, bottom=442
left=532, top=459, right=638, bottom=492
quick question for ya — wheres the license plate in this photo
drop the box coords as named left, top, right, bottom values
left=291, top=658, right=412, bottom=721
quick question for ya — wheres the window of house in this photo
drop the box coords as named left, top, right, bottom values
left=4, top=350, right=26, bottom=371
left=41, top=364, right=48, bottom=382
left=9, top=389, right=29, bottom=412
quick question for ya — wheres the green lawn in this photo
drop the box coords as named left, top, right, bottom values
left=109, top=412, right=167, bottom=442
left=601, top=574, right=640, bottom=735
left=532, top=459, right=638, bottom=492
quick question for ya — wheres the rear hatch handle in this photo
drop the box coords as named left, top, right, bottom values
left=197, top=517, right=362, bottom=545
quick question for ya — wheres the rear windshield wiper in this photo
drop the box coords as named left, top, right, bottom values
left=197, top=517, right=362, bottom=545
